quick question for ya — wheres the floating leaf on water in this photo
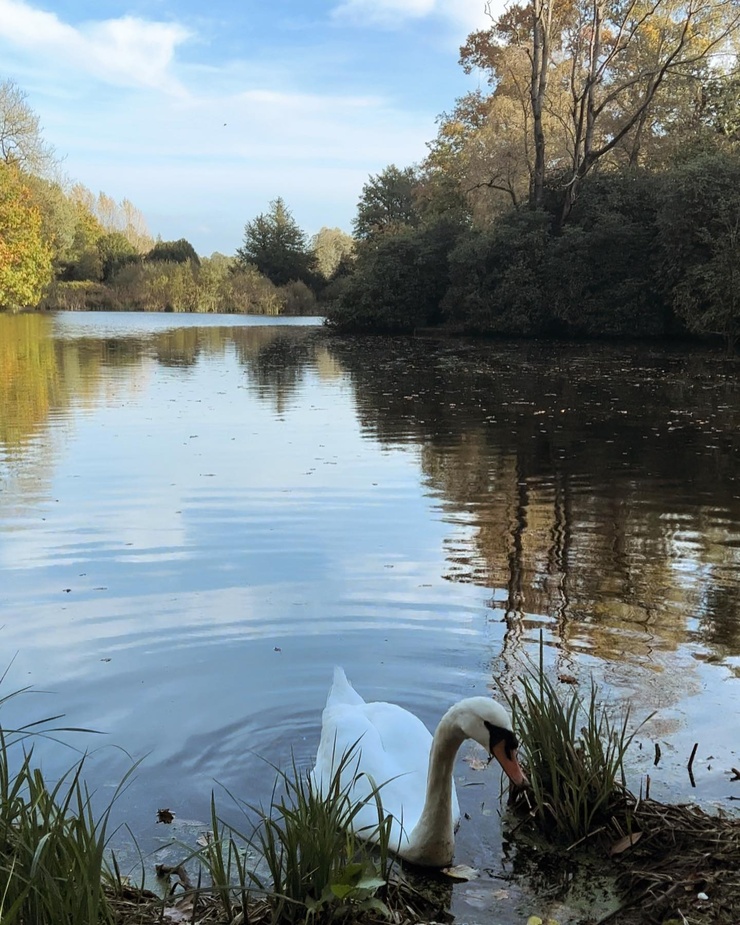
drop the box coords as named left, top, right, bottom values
left=558, top=674, right=578, bottom=685
left=442, top=864, right=479, bottom=881
left=609, top=831, right=642, bottom=855
left=156, top=808, right=175, bottom=824
left=464, top=754, right=488, bottom=771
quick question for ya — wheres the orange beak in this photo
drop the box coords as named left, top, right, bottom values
left=492, top=740, right=528, bottom=788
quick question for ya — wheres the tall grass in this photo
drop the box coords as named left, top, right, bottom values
left=1, top=674, right=399, bottom=925
left=198, top=747, right=395, bottom=925
left=0, top=682, right=133, bottom=925
left=509, top=646, right=650, bottom=845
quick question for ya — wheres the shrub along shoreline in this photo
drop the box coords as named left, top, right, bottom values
left=325, top=153, right=740, bottom=355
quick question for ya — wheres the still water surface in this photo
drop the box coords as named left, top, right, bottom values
left=1, top=312, right=739, bottom=920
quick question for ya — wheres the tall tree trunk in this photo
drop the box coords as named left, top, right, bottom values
left=530, top=0, right=552, bottom=209
left=559, top=0, right=604, bottom=228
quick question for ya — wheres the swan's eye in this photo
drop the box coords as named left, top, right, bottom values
left=502, top=730, right=519, bottom=760
left=484, top=722, right=519, bottom=759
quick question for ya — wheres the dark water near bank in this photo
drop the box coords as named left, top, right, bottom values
left=1, top=312, right=739, bottom=922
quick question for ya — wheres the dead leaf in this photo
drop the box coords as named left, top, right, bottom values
left=464, top=754, right=488, bottom=771
left=558, top=674, right=578, bottom=685
left=162, top=908, right=191, bottom=923
left=156, top=808, right=175, bottom=824
left=156, top=864, right=194, bottom=895
left=609, top=831, right=643, bottom=855
left=463, top=887, right=498, bottom=909
left=196, top=832, right=212, bottom=848
left=441, top=864, right=479, bottom=881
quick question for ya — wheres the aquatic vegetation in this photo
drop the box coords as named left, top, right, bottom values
left=3, top=674, right=738, bottom=925
left=198, top=748, right=395, bottom=925
left=0, top=684, right=133, bottom=925
left=507, top=646, right=649, bottom=844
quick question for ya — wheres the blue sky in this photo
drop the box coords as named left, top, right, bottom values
left=0, top=0, right=501, bottom=256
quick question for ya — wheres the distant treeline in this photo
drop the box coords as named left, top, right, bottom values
left=2, top=0, right=740, bottom=351
left=0, top=79, right=350, bottom=318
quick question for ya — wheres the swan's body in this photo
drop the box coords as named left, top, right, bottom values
left=312, top=667, right=526, bottom=867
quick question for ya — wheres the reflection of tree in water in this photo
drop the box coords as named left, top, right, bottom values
left=0, top=315, right=147, bottom=516
left=231, top=327, right=323, bottom=416
left=696, top=585, right=740, bottom=654
left=0, top=320, right=327, bottom=457
left=327, top=335, right=740, bottom=667
left=0, top=314, right=60, bottom=453
left=153, top=327, right=216, bottom=368
left=0, top=315, right=146, bottom=454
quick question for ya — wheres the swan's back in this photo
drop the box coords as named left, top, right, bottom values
left=312, top=668, right=459, bottom=852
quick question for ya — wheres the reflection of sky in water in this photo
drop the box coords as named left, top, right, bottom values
left=1, top=314, right=739, bottom=889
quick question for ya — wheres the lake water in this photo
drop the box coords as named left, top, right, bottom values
left=1, top=312, right=739, bottom=921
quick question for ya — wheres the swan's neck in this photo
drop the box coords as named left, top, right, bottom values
left=403, top=705, right=466, bottom=867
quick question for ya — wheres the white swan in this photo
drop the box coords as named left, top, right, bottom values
left=312, top=667, right=527, bottom=867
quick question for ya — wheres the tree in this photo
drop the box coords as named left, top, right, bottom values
left=60, top=188, right=106, bottom=281
left=550, top=0, right=740, bottom=223
left=23, top=175, right=81, bottom=271
left=310, top=227, right=354, bottom=280
left=426, top=91, right=531, bottom=221
left=455, top=0, right=740, bottom=224
left=0, top=164, right=53, bottom=309
left=97, top=232, right=140, bottom=281
left=442, top=210, right=554, bottom=335
left=658, top=152, right=740, bottom=351
left=147, top=238, right=200, bottom=265
left=235, top=198, right=316, bottom=286
left=702, top=71, right=740, bottom=142
left=326, top=216, right=463, bottom=333
left=69, top=184, right=152, bottom=254
left=353, top=165, right=421, bottom=241
left=0, top=80, right=57, bottom=175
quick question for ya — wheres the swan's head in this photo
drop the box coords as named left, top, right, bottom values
left=456, top=697, right=528, bottom=788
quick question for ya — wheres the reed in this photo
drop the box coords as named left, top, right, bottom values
left=509, top=646, right=649, bottom=845
left=198, top=747, right=394, bottom=924
left=0, top=682, right=135, bottom=925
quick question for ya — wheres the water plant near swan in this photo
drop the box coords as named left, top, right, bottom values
left=508, top=652, right=649, bottom=844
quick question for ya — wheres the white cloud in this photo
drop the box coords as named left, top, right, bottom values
left=35, top=72, right=433, bottom=251
left=0, top=0, right=471, bottom=253
left=444, top=0, right=504, bottom=31
left=332, top=0, right=435, bottom=27
left=332, top=0, right=496, bottom=31
left=0, top=0, right=190, bottom=93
